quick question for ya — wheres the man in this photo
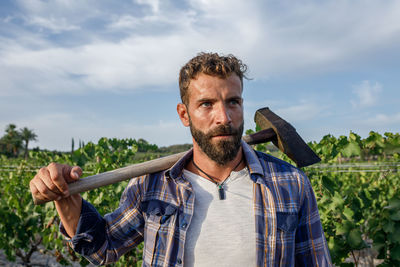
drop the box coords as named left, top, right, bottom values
left=30, top=52, right=332, bottom=266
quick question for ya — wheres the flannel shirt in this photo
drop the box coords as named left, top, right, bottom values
left=62, top=141, right=332, bottom=266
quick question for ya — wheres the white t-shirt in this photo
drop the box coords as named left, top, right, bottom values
left=182, top=167, right=256, bottom=267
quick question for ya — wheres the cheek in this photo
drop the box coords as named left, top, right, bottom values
left=231, top=107, right=244, bottom=119
left=191, top=109, right=211, bottom=121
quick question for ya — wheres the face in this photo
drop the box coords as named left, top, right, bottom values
left=177, top=73, right=244, bottom=165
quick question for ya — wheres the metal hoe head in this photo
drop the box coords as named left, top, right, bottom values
left=254, top=107, right=321, bottom=167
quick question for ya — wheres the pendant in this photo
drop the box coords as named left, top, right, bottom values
left=218, top=185, right=225, bottom=200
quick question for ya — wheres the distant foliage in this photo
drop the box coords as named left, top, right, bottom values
left=0, top=124, right=37, bottom=159
left=309, top=131, right=400, bottom=162
left=267, top=131, right=400, bottom=266
left=0, top=132, right=399, bottom=266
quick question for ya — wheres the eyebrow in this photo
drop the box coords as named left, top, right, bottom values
left=226, top=96, right=243, bottom=102
left=196, top=97, right=216, bottom=103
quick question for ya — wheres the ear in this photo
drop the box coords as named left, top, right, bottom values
left=177, top=103, right=190, bottom=127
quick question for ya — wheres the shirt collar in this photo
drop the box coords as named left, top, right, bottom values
left=241, top=140, right=264, bottom=177
left=167, top=149, right=193, bottom=179
left=167, top=140, right=265, bottom=181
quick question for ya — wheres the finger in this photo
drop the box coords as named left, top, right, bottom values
left=38, top=167, right=63, bottom=195
left=31, top=175, right=62, bottom=201
left=29, top=177, right=40, bottom=196
left=61, top=165, right=81, bottom=184
left=69, top=166, right=82, bottom=182
left=47, top=163, right=69, bottom=196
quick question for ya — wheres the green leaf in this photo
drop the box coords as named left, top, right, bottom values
left=390, top=227, right=400, bottom=243
left=384, top=198, right=400, bottom=211
left=343, top=207, right=354, bottom=221
left=383, top=220, right=395, bottom=233
left=336, top=220, right=354, bottom=235
left=341, top=141, right=361, bottom=157
left=332, top=192, right=345, bottom=207
left=322, top=175, right=336, bottom=195
left=347, top=229, right=365, bottom=249
left=391, top=245, right=400, bottom=261
left=390, top=210, right=400, bottom=221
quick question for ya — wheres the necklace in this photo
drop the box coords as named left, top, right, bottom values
left=192, top=157, right=243, bottom=200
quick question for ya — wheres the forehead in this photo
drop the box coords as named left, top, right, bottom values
left=187, top=73, right=242, bottom=99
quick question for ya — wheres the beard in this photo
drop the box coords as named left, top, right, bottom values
left=189, top=119, right=244, bottom=166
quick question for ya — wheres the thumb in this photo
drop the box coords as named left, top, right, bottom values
left=70, top=166, right=82, bottom=181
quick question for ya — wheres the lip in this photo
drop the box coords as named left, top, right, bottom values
left=212, top=134, right=233, bottom=139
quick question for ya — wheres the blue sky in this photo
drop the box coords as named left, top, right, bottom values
left=0, top=0, right=399, bottom=151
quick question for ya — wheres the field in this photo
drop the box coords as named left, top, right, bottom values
left=0, top=132, right=399, bottom=266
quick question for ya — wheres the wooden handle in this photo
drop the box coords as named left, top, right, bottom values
left=33, top=128, right=276, bottom=205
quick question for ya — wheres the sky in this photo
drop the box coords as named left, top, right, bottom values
left=0, top=0, right=399, bottom=151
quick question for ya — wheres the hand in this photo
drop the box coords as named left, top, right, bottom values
left=30, top=163, right=82, bottom=202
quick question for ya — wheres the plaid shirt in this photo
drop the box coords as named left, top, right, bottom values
left=62, top=141, right=331, bottom=266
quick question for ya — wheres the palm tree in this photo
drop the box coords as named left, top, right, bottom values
left=20, top=127, right=37, bottom=159
left=3, top=124, right=23, bottom=157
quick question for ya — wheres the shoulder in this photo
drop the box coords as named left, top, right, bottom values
left=253, top=150, right=313, bottom=211
left=254, top=150, right=307, bottom=179
left=123, top=169, right=183, bottom=206
left=125, top=170, right=170, bottom=193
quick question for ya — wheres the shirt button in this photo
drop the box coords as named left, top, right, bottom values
left=177, top=258, right=182, bottom=264
left=182, top=223, right=187, bottom=229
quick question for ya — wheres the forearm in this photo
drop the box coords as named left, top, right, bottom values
left=60, top=188, right=144, bottom=265
left=55, top=194, right=82, bottom=237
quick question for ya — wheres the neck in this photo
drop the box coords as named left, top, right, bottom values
left=188, top=143, right=245, bottom=183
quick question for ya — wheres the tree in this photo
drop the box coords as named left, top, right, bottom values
left=19, top=127, right=37, bottom=159
left=71, top=137, right=75, bottom=154
left=0, top=124, right=23, bottom=157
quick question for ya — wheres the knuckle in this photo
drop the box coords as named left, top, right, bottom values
left=48, top=162, right=57, bottom=168
left=51, top=172, right=62, bottom=182
left=31, top=187, right=38, bottom=195
left=39, top=186, right=49, bottom=195
left=59, top=183, right=68, bottom=191
left=48, top=183, right=57, bottom=191
left=38, top=167, right=47, bottom=176
left=29, top=181, right=37, bottom=193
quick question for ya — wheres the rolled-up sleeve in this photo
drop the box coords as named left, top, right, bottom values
left=60, top=199, right=107, bottom=256
left=60, top=177, right=146, bottom=265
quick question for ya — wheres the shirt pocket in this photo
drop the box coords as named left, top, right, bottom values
left=276, top=212, right=298, bottom=232
left=142, top=199, right=178, bottom=224
left=276, top=212, right=298, bottom=265
left=141, top=200, right=179, bottom=265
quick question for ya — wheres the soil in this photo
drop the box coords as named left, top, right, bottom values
left=0, top=249, right=93, bottom=267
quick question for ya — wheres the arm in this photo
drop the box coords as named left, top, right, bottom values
left=295, top=175, right=332, bottom=266
left=30, top=163, right=83, bottom=237
left=61, top=176, right=146, bottom=265
left=30, top=163, right=145, bottom=265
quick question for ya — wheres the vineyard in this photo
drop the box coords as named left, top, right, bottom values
left=0, top=132, right=399, bottom=266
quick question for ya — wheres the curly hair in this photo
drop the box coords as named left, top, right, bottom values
left=179, top=52, right=248, bottom=105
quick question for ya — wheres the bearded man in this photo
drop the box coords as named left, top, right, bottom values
left=30, top=52, right=332, bottom=266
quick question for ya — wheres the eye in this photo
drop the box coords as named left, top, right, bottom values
left=201, top=101, right=212, bottom=108
left=229, top=98, right=241, bottom=106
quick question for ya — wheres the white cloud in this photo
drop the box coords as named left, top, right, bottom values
left=1, top=1, right=400, bottom=96
left=1, top=0, right=400, bottom=150
left=108, top=15, right=141, bottom=30
left=362, top=113, right=400, bottom=127
left=275, top=101, right=326, bottom=123
left=26, top=16, right=80, bottom=33
left=136, top=0, right=160, bottom=14
left=351, top=80, right=383, bottom=108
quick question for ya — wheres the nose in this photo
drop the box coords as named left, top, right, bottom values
left=215, top=104, right=232, bottom=125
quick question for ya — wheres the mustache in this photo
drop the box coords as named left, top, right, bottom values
left=206, top=124, right=240, bottom=138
